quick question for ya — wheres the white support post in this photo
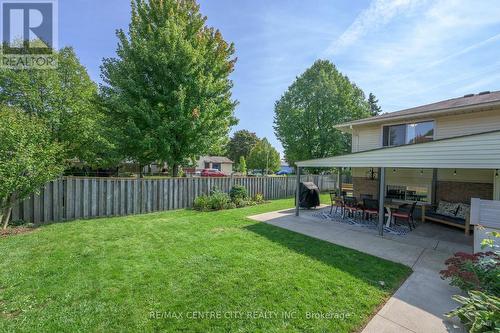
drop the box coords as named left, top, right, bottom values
left=338, top=167, right=343, bottom=195
left=494, top=169, right=500, bottom=201
left=295, top=167, right=301, bottom=216
left=378, top=167, right=385, bottom=236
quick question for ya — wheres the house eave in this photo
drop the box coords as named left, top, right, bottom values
left=335, top=100, right=500, bottom=132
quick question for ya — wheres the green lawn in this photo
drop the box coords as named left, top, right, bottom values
left=0, top=196, right=411, bottom=332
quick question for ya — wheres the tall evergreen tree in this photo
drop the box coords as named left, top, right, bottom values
left=368, top=93, right=382, bottom=116
left=101, top=0, right=238, bottom=176
left=274, top=60, right=372, bottom=166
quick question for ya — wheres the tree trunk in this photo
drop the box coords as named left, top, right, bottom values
left=139, top=164, right=144, bottom=178
left=172, top=164, right=179, bottom=178
left=2, top=206, right=12, bottom=230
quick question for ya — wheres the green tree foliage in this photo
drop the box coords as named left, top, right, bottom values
left=0, top=47, right=114, bottom=167
left=101, top=0, right=238, bottom=176
left=238, top=156, right=247, bottom=175
left=0, top=107, right=65, bottom=229
left=274, top=60, right=372, bottom=166
left=226, top=130, right=259, bottom=165
left=368, top=93, right=382, bottom=116
left=247, top=138, right=280, bottom=174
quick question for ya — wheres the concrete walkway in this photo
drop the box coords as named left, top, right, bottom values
left=249, top=208, right=472, bottom=333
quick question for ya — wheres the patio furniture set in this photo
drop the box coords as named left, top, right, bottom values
left=329, top=191, right=418, bottom=231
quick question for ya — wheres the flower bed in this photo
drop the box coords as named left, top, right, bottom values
left=441, top=232, right=499, bottom=332
left=193, top=185, right=265, bottom=211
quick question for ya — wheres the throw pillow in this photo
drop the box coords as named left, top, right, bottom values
left=436, top=201, right=460, bottom=217
left=456, top=204, right=470, bottom=220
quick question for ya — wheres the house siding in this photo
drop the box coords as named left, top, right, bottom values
left=352, top=125, right=380, bottom=152
left=351, top=108, right=500, bottom=153
left=435, top=109, right=500, bottom=140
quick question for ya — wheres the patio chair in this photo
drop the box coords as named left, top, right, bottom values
left=344, top=197, right=362, bottom=219
left=392, top=202, right=417, bottom=230
left=329, top=191, right=344, bottom=215
left=363, top=198, right=379, bottom=220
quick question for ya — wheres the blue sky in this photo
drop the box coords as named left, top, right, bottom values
left=60, top=0, right=500, bottom=155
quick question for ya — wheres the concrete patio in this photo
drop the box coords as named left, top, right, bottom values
left=249, top=206, right=473, bottom=333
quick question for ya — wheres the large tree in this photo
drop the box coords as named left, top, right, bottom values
left=368, top=93, right=382, bottom=116
left=101, top=0, right=238, bottom=176
left=0, top=107, right=65, bottom=229
left=274, top=60, right=372, bottom=166
left=247, top=138, right=281, bottom=174
left=0, top=47, right=114, bottom=167
left=226, top=130, right=259, bottom=165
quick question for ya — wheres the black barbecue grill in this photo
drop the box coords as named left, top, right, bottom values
left=298, top=182, right=320, bottom=209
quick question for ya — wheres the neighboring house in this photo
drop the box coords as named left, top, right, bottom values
left=195, top=156, right=234, bottom=175
left=296, top=90, right=500, bottom=238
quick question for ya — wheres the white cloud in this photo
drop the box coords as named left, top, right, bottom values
left=326, top=0, right=500, bottom=111
left=323, top=0, right=425, bottom=56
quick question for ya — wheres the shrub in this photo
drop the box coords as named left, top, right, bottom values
left=194, top=191, right=233, bottom=211
left=193, top=195, right=210, bottom=211
left=229, top=185, right=248, bottom=201
left=208, top=191, right=232, bottom=211
left=440, top=252, right=500, bottom=295
left=254, top=193, right=264, bottom=203
left=447, top=291, right=500, bottom=333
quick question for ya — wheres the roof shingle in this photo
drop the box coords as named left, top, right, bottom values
left=339, top=90, right=500, bottom=127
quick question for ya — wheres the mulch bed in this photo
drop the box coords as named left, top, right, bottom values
left=1, top=227, right=38, bottom=237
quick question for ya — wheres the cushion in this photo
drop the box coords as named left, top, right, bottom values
left=426, top=212, right=466, bottom=225
left=456, top=204, right=470, bottom=220
left=436, top=201, right=460, bottom=218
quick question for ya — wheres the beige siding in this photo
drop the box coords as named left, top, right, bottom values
left=350, top=108, right=500, bottom=152
left=438, top=169, right=494, bottom=183
left=352, top=125, right=380, bottom=152
left=495, top=174, right=500, bottom=200
left=221, top=164, right=233, bottom=175
left=436, top=109, right=500, bottom=139
left=354, top=168, right=493, bottom=184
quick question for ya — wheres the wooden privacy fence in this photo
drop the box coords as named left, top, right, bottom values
left=9, top=175, right=337, bottom=224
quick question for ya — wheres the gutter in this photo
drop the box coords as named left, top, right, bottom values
left=335, top=100, right=500, bottom=131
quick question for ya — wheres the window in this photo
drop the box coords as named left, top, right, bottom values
left=383, top=124, right=406, bottom=146
left=212, top=163, right=221, bottom=171
left=383, top=121, right=434, bottom=147
left=386, top=185, right=429, bottom=202
left=204, top=162, right=210, bottom=169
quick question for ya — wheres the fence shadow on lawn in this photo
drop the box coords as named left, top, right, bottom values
left=244, top=221, right=412, bottom=292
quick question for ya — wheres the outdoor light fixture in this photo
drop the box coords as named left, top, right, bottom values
left=496, top=169, right=499, bottom=178
left=454, top=169, right=457, bottom=176
left=393, top=168, right=396, bottom=173
left=366, top=168, right=378, bottom=180
left=420, top=169, right=424, bottom=176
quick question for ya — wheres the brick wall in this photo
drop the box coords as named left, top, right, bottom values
left=352, top=177, right=379, bottom=199
left=436, top=181, right=493, bottom=204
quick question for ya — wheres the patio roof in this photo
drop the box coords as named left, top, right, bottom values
left=296, top=130, right=500, bottom=169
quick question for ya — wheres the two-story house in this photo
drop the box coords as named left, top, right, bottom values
left=295, top=91, right=500, bottom=236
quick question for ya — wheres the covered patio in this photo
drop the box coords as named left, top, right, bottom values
left=294, top=130, right=500, bottom=238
